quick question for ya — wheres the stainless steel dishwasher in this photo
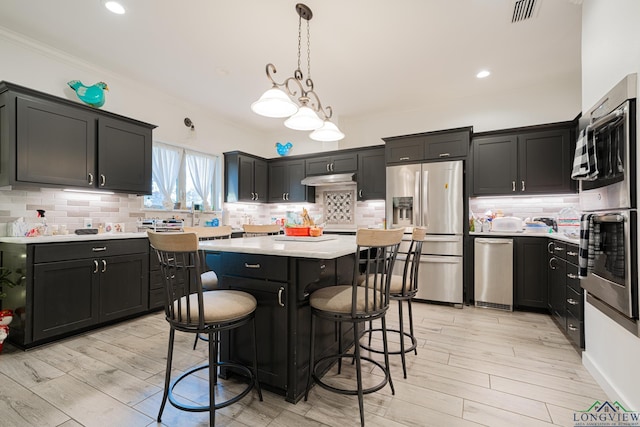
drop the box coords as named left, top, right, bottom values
left=474, top=238, right=513, bottom=311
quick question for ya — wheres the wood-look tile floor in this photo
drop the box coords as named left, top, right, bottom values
left=0, top=302, right=607, bottom=426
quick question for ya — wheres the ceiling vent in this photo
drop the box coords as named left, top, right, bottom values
left=511, top=0, right=539, bottom=23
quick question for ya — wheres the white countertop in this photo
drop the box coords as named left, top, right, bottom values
left=199, top=235, right=357, bottom=259
left=470, top=231, right=580, bottom=244
left=0, top=232, right=149, bottom=244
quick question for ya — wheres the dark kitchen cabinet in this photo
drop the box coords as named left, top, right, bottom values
left=472, top=123, right=575, bottom=196
left=547, top=240, right=584, bottom=349
left=97, top=117, right=152, bottom=194
left=220, top=275, right=288, bottom=391
left=514, top=237, right=548, bottom=309
left=384, top=127, right=471, bottom=165
left=224, top=152, right=268, bottom=202
left=357, top=147, right=386, bottom=200
left=305, top=153, right=357, bottom=175
left=268, top=159, right=314, bottom=203
left=0, top=81, right=155, bottom=194
left=1, top=238, right=149, bottom=348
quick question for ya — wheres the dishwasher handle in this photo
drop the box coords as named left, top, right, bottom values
left=475, top=238, right=513, bottom=244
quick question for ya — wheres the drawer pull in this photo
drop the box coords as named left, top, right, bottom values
left=277, top=287, right=285, bottom=307
left=568, top=324, right=578, bottom=331
left=320, top=264, right=326, bottom=270
left=438, top=153, right=450, bottom=158
left=567, top=273, right=579, bottom=279
left=554, top=247, right=565, bottom=252
left=567, top=251, right=578, bottom=256
left=92, top=247, right=107, bottom=252
left=567, top=298, right=579, bottom=305
left=399, top=156, right=410, bottom=161
left=101, top=259, right=107, bottom=273
left=244, top=263, right=261, bottom=269
left=93, top=260, right=99, bottom=273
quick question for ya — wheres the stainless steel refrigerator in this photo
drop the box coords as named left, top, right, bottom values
left=386, top=160, right=464, bottom=306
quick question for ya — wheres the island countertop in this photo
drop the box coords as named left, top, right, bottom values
left=199, top=234, right=357, bottom=259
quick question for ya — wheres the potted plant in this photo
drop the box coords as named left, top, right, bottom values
left=0, top=267, right=19, bottom=353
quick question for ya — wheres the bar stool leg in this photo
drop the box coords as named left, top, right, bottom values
left=251, top=317, right=263, bottom=401
left=381, top=316, right=395, bottom=395
left=353, top=322, right=365, bottom=427
left=209, top=330, right=216, bottom=426
left=408, top=299, right=417, bottom=355
left=157, top=328, right=175, bottom=422
left=304, top=314, right=317, bottom=401
left=398, top=300, right=408, bottom=379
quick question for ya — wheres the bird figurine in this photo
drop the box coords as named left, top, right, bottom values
left=276, top=142, right=293, bottom=156
left=67, top=80, right=109, bottom=108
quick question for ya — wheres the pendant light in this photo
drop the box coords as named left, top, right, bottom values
left=251, top=4, right=344, bottom=141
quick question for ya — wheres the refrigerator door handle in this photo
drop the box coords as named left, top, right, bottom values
left=420, top=256, right=462, bottom=264
left=414, top=170, right=421, bottom=227
left=422, top=170, right=429, bottom=229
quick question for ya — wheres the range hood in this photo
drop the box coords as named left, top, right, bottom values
left=301, top=173, right=356, bottom=186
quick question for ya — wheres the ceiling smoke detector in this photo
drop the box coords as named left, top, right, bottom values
left=511, top=0, right=540, bottom=23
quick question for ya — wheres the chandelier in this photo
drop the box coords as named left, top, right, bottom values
left=251, top=3, right=345, bottom=142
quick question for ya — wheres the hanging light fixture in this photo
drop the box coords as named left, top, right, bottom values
left=251, top=3, right=344, bottom=142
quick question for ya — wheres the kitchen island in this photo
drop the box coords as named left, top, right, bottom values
left=199, top=235, right=358, bottom=403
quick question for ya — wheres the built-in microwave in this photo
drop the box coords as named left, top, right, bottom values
left=579, top=74, right=637, bottom=212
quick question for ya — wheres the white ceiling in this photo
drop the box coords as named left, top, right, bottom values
left=0, top=0, right=582, bottom=132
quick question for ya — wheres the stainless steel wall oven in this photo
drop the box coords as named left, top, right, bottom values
left=579, top=73, right=639, bottom=335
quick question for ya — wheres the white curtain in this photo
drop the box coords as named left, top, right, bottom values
left=186, top=150, right=216, bottom=211
left=152, top=143, right=183, bottom=209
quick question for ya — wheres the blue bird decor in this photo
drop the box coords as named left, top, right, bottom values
left=67, top=80, right=109, bottom=108
left=276, top=142, right=293, bottom=156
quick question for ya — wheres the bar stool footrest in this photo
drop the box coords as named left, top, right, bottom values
left=360, top=327, right=418, bottom=355
left=311, top=353, right=390, bottom=396
left=168, top=362, right=255, bottom=412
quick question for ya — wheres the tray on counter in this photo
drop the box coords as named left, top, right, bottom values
left=273, top=235, right=337, bottom=242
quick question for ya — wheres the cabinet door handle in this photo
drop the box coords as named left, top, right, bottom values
left=277, top=286, right=285, bottom=307
left=282, top=193, right=286, bottom=201
left=320, top=264, right=326, bottom=270
left=88, top=173, right=94, bottom=185
left=567, top=251, right=578, bottom=256
left=512, top=181, right=516, bottom=192
left=521, top=180, right=525, bottom=192
left=286, top=193, right=289, bottom=200
left=330, top=163, right=334, bottom=172
left=567, top=298, right=579, bottom=305
left=567, top=273, right=579, bottom=279
left=92, top=247, right=107, bottom=252
left=244, top=263, right=261, bottom=269
left=399, top=156, right=410, bottom=161
left=568, top=324, right=578, bottom=331
left=100, top=174, right=106, bottom=187
left=438, top=153, right=450, bottom=158
left=254, top=192, right=258, bottom=200
left=547, top=242, right=555, bottom=254
left=326, top=163, right=330, bottom=172
left=548, top=258, right=557, bottom=270
left=358, top=189, right=363, bottom=198
left=93, top=260, right=99, bottom=273
left=101, top=259, right=107, bottom=273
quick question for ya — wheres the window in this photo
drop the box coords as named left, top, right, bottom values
left=144, top=142, right=221, bottom=211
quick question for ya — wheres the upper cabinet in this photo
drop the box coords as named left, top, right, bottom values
left=472, top=122, right=575, bottom=196
left=268, top=159, right=314, bottom=203
left=357, top=147, right=385, bottom=200
left=384, top=127, right=471, bottom=165
left=224, top=152, right=268, bottom=202
left=305, top=153, right=357, bottom=175
left=0, top=81, right=155, bottom=194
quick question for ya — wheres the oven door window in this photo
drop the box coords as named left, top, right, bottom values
left=582, top=103, right=628, bottom=190
left=592, top=215, right=626, bottom=285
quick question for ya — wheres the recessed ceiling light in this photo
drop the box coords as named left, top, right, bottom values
left=104, top=1, right=126, bottom=14
left=476, top=70, right=491, bottom=79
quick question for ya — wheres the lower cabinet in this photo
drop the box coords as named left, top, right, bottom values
left=213, top=251, right=354, bottom=403
left=2, top=238, right=149, bottom=348
left=514, top=237, right=548, bottom=309
left=547, top=241, right=584, bottom=349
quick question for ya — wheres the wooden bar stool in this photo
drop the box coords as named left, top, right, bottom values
left=242, top=224, right=281, bottom=237
left=304, top=228, right=404, bottom=427
left=148, top=231, right=262, bottom=426
left=360, top=227, right=426, bottom=378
